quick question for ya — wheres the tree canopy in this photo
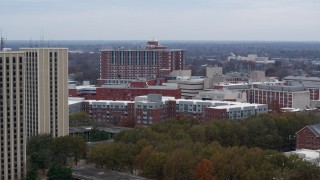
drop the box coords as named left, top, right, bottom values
left=88, top=112, right=320, bottom=179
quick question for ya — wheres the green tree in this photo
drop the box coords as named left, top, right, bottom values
left=47, top=163, right=72, bottom=180
left=71, top=136, right=87, bottom=165
left=50, top=135, right=87, bottom=165
left=69, top=112, right=93, bottom=127
left=88, top=142, right=138, bottom=172
left=90, top=128, right=111, bottom=141
left=188, top=125, right=206, bottom=143
left=27, top=134, right=53, bottom=174
left=143, top=152, right=167, bottom=180
left=164, top=149, right=195, bottom=180
left=26, top=165, right=38, bottom=180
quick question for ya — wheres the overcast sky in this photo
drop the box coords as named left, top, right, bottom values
left=1, top=0, right=320, bottom=41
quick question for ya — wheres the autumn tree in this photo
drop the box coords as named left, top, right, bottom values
left=195, top=159, right=214, bottom=180
left=134, top=145, right=154, bottom=171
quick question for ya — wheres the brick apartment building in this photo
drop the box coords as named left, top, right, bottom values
left=296, top=124, right=320, bottom=150
left=98, top=40, right=185, bottom=85
left=79, top=94, right=268, bottom=126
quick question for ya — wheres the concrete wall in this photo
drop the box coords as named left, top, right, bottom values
left=292, top=91, right=311, bottom=109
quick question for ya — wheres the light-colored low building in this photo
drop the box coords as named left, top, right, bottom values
left=68, top=97, right=85, bottom=115
left=195, top=89, right=247, bottom=102
left=167, top=78, right=205, bottom=99
left=284, top=149, right=320, bottom=165
left=206, top=66, right=222, bottom=78
left=251, top=71, right=266, bottom=82
left=169, top=69, right=191, bottom=77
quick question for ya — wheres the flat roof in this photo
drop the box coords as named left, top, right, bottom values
left=87, top=100, right=133, bottom=105
left=285, top=149, right=320, bottom=161
left=68, top=97, right=84, bottom=105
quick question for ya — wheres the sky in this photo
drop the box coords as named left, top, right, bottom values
left=1, top=0, right=320, bottom=41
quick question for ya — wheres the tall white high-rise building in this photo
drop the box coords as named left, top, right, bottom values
left=0, top=47, right=69, bottom=180
left=20, top=48, right=69, bottom=138
left=0, top=51, right=26, bottom=180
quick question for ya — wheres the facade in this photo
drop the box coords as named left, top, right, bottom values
left=99, top=40, right=185, bottom=84
left=213, top=83, right=311, bottom=111
left=283, top=76, right=320, bottom=101
left=196, top=89, right=247, bottom=102
left=252, top=84, right=310, bottom=110
left=135, top=95, right=174, bottom=126
left=20, top=48, right=69, bottom=138
left=205, top=104, right=267, bottom=121
left=78, top=94, right=268, bottom=126
left=251, top=71, right=266, bottom=82
left=166, top=78, right=204, bottom=99
left=68, top=97, right=85, bottom=115
left=83, top=100, right=135, bottom=126
left=296, top=124, right=320, bottom=150
left=69, top=84, right=181, bottom=101
left=69, top=85, right=97, bottom=99
left=0, top=51, right=26, bottom=179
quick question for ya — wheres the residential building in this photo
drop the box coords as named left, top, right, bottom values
left=78, top=94, right=268, bottom=126
left=296, top=124, right=320, bottom=150
left=20, top=48, right=69, bottom=138
left=0, top=51, right=26, bottom=179
left=98, top=40, right=185, bottom=85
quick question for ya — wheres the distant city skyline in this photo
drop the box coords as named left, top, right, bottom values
left=1, top=0, right=320, bottom=41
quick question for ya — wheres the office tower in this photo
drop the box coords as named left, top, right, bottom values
left=0, top=51, right=26, bottom=179
left=20, top=48, right=69, bottom=138
left=99, top=40, right=185, bottom=85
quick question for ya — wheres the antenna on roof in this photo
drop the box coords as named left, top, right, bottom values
left=1, top=29, right=7, bottom=51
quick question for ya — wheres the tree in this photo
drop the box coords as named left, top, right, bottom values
left=50, top=135, right=87, bottom=165
left=27, top=134, right=53, bottom=174
left=26, top=165, right=38, bottom=180
left=71, top=136, right=87, bottom=165
left=69, top=112, right=93, bottom=127
left=90, top=128, right=111, bottom=142
left=195, top=159, right=214, bottom=180
left=164, top=149, right=195, bottom=180
left=88, top=142, right=138, bottom=172
left=134, top=145, right=154, bottom=170
left=47, top=163, right=72, bottom=180
left=189, top=125, right=206, bottom=143
left=143, top=152, right=167, bottom=179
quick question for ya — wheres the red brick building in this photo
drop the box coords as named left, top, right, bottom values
left=77, top=94, right=268, bottom=127
left=94, top=86, right=181, bottom=101
left=69, top=83, right=181, bottom=101
left=296, top=124, right=320, bottom=150
left=99, top=40, right=185, bottom=85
